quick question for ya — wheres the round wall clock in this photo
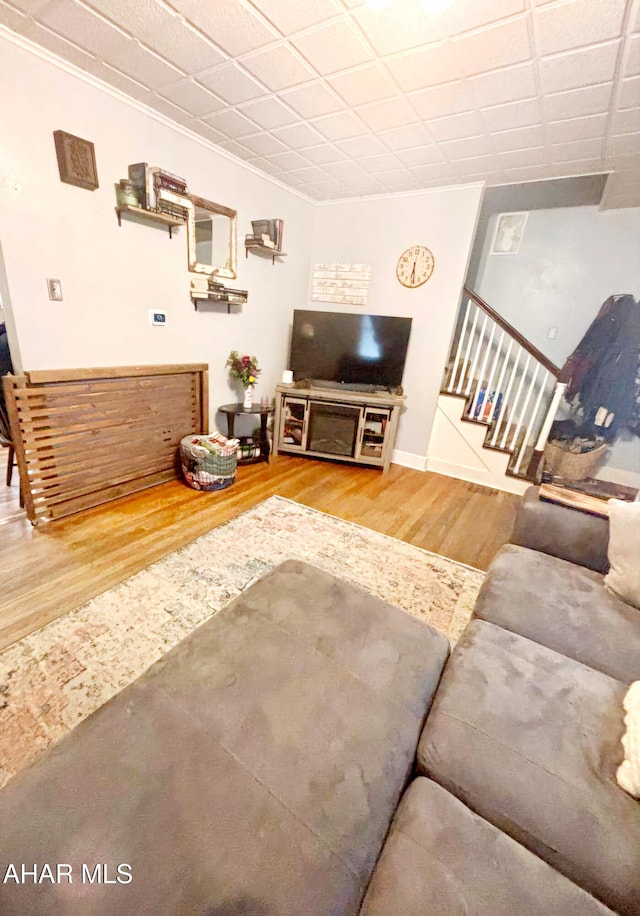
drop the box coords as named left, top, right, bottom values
left=396, top=245, right=435, bottom=288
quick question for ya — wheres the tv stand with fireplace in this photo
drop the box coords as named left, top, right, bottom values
left=272, top=383, right=405, bottom=474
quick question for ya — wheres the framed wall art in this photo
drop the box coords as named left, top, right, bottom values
left=490, top=211, right=528, bottom=255
left=53, top=130, right=99, bottom=191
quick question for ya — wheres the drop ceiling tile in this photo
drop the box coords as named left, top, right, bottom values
left=446, top=0, right=526, bottom=37
left=492, top=123, right=545, bottom=152
left=239, top=97, right=298, bottom=129
left=378, top=123, right=432, bottom=151
left=18, top=20, right=97, bottom=71
left=454, top=157, right=502, bottom=178
left=440, top=134, right=495, bottom=159
left=335, top=134, right=387, bottom=157
left=453, top=17, right=532, bottom=78
left=539, top=42, right=619, bottom=94
left=166, top=0, right=277, bottom=57
left=500, top=163, right=564, bottom=182
left=535, top=0, right=626, bottom=56
left=385, top=42, right=462, bottom=93
left=288, top=165, right=332, bottom=182
left=280, top=82, right=345, bottom=118
left=241, top=43, right=315, bottom=91
left=328, top=62, right=398, bottom=106
left=197, top=64, right=264, bottom=104
left=240, top=132, right=288, bottom=155
left=411, top=161, right=457, bottom=181
left=351, top=0, right=449, bottom=57
left=428, top=110, right=487, bottom=142
left=543, top=83, right=613, bottom=121
left=396, top=144, right=445, bottom=167
left=497, top=146, right=547, bottom=168
left=305, top=178, right=350, bottom=195
left=468, top=63, right=536, bottom=108
left=376, top=171, right=422, bottom=190
left=292, top=19, right=373, bottom=76
left=0, top=0, right=29, bottom=23
left=323, top=160, right=368, bottom=179
left=545, top=113, right=607, bottom=144
left=356, top=96, right=418, bottom=132
left=105, top=42, right=184, bottom=89
left=203, top=108, right=259, bottom=137
left=549, top=138, right=604, bottom=162
left=248, top=157, right=283, bottom=175
left=140, top=92, right=191, bottom=121
left=185, top=120, right=227, bottom=144
left=606, top=133, right=640, bottom=158
left=626, top=35, right=640, bottom=77
left=39, top=0, right=130, bottom=57
left=359, top=153, right=405, bottom=174
left=217, top=138, right=255, bottom=160
left=312, top=110, right=368, bottom=140
left=610, top=107, right=640, bottom=134
left=158, top=79, right=224, bottom=116
left=303, top=145, right=348, bottom=164
left=335, top=174, right=385, bottom=194
left=247, top=0, right=338, bottom=35
left=548, top=157, right=606, bottom=177
left=272, top=122, right=326, bottom=149
left=481, top=97, right=542, bottom=132
left=604, top=153, right=640, bottom=171
left=620, top=76, right=640, bottom=109
left=266, top=150, right=312, bottom=170
left=87, top=0, right=225, bottom=73
left=85, top=60, right=150, bottom=97
left=409, top=81, right=475, bottom=120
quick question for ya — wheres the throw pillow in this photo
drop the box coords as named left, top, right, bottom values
left=617, top=681, right=640, bottom=799
left=604, top=499, right=640, bottom=610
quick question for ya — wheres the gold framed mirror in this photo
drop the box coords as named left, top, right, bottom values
left=187, top=195, right=237, bottom=279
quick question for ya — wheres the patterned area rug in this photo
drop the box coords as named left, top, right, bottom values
left=0, top=496, right=484, bottom=788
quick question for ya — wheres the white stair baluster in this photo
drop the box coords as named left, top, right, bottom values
left=448, top=298, right=471, bottom=392
left=457, top=305, right=479, bottom=394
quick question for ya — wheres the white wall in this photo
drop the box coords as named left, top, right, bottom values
left=0, top=35, right=315, bottom=429
left=310, top=185, right=483, bottom=463
left=475, top=205, right=640, bottom=367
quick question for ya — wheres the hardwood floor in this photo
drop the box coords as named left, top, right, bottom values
left=0, top=454, right=521, bottom=651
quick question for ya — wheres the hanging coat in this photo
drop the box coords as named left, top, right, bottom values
left=559, top=295, right=640, bottom=437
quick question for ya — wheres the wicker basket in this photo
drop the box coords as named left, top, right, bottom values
left=180, top=433, right=239, bottom=491
left=543, top=440, right=607, bottom=481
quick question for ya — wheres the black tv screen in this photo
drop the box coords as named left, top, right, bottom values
left=289, top=310, right=412, bottom=390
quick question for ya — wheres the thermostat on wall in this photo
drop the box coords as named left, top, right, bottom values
left=149, top=309, right=167, bottom=327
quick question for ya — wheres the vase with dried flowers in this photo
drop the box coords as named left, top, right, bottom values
left=226, top=350, right=261, bottom=408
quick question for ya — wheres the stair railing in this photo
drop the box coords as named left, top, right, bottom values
left=444, top=287, right=563, bottom=480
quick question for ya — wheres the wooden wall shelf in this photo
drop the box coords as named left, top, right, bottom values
left=115, top=204, right=185, bottom=238
left=245, top=243, right=286, bottom=265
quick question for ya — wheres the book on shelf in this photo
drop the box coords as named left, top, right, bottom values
left=250, top=218, right=284, bottom=251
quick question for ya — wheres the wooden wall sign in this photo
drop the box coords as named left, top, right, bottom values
left=53, top=130, right=99, bottom=190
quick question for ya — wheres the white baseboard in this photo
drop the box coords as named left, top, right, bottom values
left=391, top=449, right=428, bottom=471
left=425, top=456, right=530, bottom=496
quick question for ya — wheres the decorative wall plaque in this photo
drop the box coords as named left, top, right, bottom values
left=53, top=130, right=99, bottom=190
left=312, top=263, right=371, bottom=306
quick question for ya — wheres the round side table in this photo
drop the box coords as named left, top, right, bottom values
left=218, top=403, right=274, bottom=465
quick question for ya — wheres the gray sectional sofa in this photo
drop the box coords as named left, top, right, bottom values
left=0, top=487, right=638, bottom=914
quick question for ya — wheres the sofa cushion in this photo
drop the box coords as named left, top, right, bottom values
left=617, top=681, right=640, bottom=798
left=473, top=543, right=640, bottom=682
left=417, top=620, right=640, bottom=916
left=605, top=498, right=640, bottom=610
left=0, top=560, right=449, bottom=916
left=360, top=778, right=616, bottom=915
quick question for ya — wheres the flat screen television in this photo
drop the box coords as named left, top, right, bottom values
left=289, top=310, right=412, bottom=391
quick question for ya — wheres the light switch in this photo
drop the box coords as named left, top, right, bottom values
left=47, top=279, right=63, bottom=301
left=547, top=326, right=557, bottom=340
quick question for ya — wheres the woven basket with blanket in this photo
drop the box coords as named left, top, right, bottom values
left=180, top=432, right=239, bottom=491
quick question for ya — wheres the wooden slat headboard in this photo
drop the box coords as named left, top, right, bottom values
left=3, top=363, right=208, bottom=524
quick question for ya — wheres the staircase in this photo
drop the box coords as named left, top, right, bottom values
left=427, top=288, right=566, bottom=495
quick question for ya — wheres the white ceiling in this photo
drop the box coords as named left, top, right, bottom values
left=2, top=0, right=639, bottom=203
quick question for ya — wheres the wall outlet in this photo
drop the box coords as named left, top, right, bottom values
left=547, top=326, right=557, bottom=340
left=149, top=310, right=167, bottom=327
left=47, top=278, right=63, bottom=301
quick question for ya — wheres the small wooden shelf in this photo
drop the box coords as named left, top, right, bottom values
left=191, top=292, right=246, bottom=313
left=245, top=243, right=286, bottom=265
left=115, top=204, right=185, bottom=237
